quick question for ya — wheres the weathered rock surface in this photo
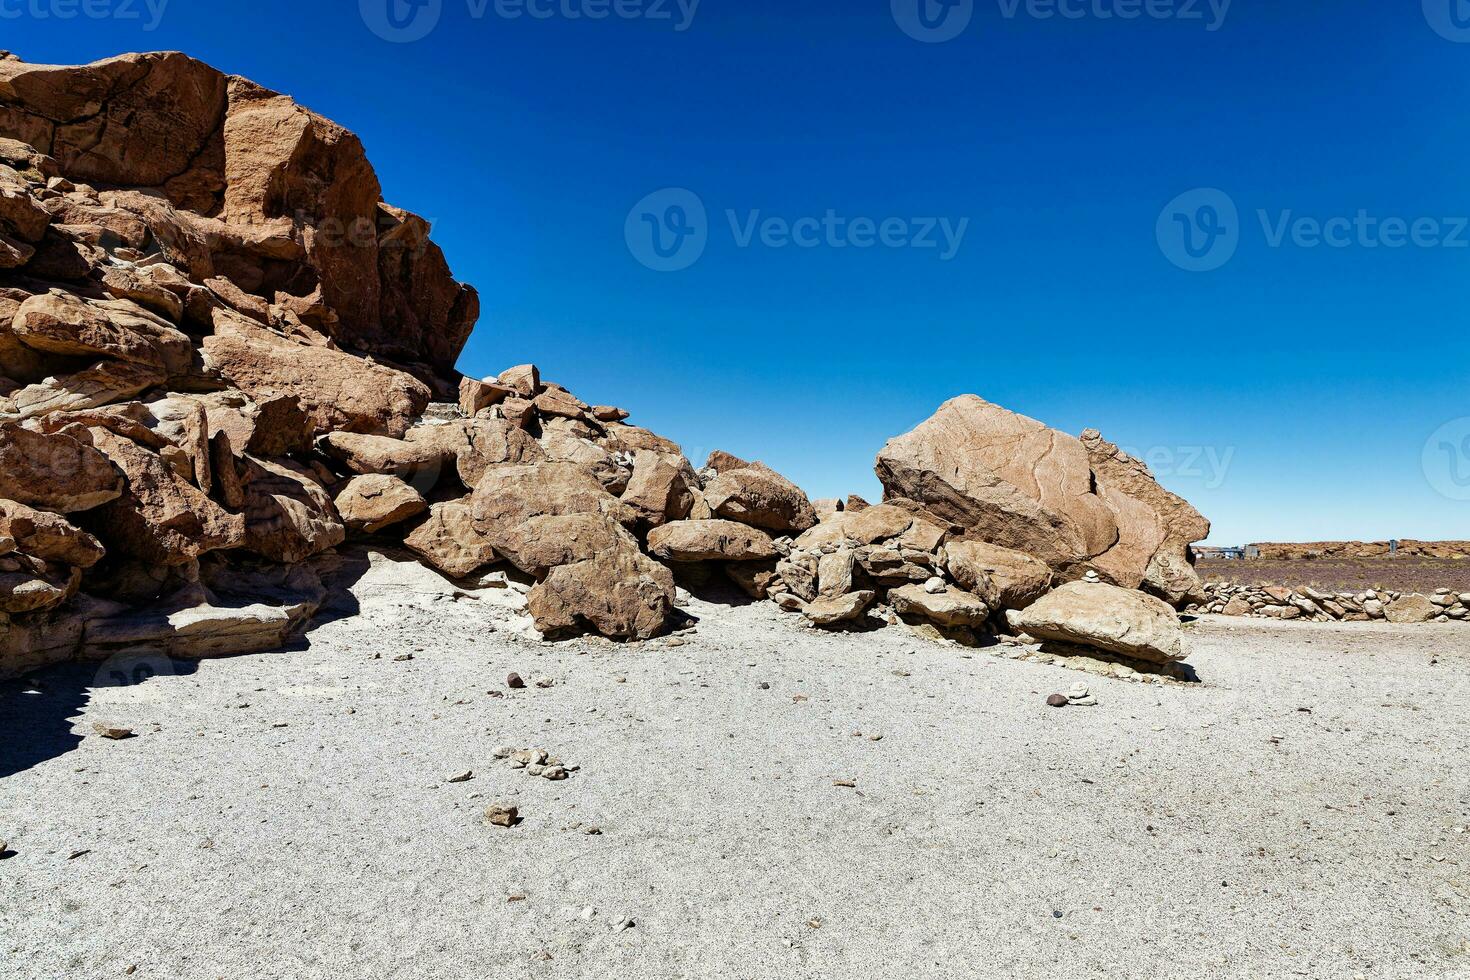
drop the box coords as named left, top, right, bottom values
left=528, top=548, right=675, bottom=640
left=647, top=520, right=779, bottom=563
left=702, top=453, right=819, bottom=534
left=402, top=502, right=497, bottom=579
left=1010, top=581, right=1185, bottom=665
left=944, top=539, right=1051, bottom=611
left=889, top=584, right=990, bottom=627
left=335, top=474, right=427, bottom=534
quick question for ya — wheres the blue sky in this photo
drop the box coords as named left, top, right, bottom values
left=6, top=0, right=1468, bottom=544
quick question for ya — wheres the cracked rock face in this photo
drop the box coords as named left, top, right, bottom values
left=876, top=395, right=1209, bottom=605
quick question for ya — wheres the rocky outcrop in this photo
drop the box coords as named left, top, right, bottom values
left=876, top=395, right=1209, bottom=605
left=0, top=49, right=1218, bottom=680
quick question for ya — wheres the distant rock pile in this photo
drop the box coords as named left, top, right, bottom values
left=0, top=50, right=1209, bottom=682
left=1246, top=541, right=1470, bottom=561
left=1190, top=582, right=1468, bottom=624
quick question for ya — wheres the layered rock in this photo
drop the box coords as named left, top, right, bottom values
left=876, top=395, right=1209, bottom=605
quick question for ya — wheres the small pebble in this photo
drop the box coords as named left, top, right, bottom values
left=447, top=771, right=473, bottom=783
left=91, top=723, right=135, bottom=740
left=1045, top=694, right=1069, bottom=708
left=507, top=673, right=526, bottom=689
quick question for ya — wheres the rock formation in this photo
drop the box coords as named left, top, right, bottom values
left=0, top=50, right=1208, bottom=682
left=875, top=395, right=1210, bottom=605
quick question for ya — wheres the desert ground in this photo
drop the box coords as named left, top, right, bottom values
left=3, top=552, right=1467, bottom=980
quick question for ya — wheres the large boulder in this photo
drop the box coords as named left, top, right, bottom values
left=83, top=425, right=245, bottom=565
left=647, top=519, right=779, bottom=562
left=1080, top=429, right=1210, bottom=605
left=1009, top=581, right=1186, bottom=665
left=876, top=396, right=1116, bottom=572
left=876, top=396, right=1209, bottom=604
left=702, top=452, right=818, bottom=534
left=320, top=431, right=449, bottom=482
left=1384, top=595, right=1438, bottom=624
left=0, top=422, right=122, bottom=512
left=470, top=462, right=634, bottom=546
left=203, top=312, right=430, bottom=437
left=402, top=501, right=497, bottom=579
left=889, top=583, right=991, bottom=628
left=237, top=456, right=346, bottom=564
left=0, top=500, right=105, bottom=568
left=621, top=450, right=696, bottom=527
left=406, top=417, right=546, bottom=488
left=497, top=513, right=639, bottom=579
left=944, top=539, right=1052, bottom=611
left=527, top=548, right=675, bottom=640
left=335, top=474, right=427, bottom=534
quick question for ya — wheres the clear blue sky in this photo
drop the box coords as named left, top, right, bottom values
left=8, top=1, right=1468, bottom=544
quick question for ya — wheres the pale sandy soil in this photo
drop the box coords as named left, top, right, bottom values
left=3, top=553, right=1468, bottom=980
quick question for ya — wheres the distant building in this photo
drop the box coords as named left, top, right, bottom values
left=1194, top=546, right=1247, bottom=560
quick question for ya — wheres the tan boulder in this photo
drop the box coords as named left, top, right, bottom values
left=528, top=547, right=675, bottom=640
left=533, top=387, right=590, bottom=422
left=1385, top=595, right=1437, bottom=624
left=471, top=462, right=634, bottom=547
left=1080, top=429, right=1210, bottom=605
left=403, top=501, right=497, bottom=579
left=335, top=474, right=427, bottom=534
left=591, top=405, right=628, bottom=423
left=459, top=376, right=511, bottom=415
left=602, top=423, right=681, bottom=457
left=497, top=513, right=638, bottom=578
left=876, top=396, right=1118, bottom=572
left=803, top=590, right=876, bottom=626
left=621, top=450, right=696, bottom=527
left=702, top=454, right=818, bottom=534
left=498, top=396, right=536, bottom=430
left=406, top=417, right=546, bottom=488
left=238, top=456, right=346, bottom=564
left=0, top=421, right=122, bottom=511
left=889, top=584, right=990, bottom=628
left=498, top=364, right=541, bottom=397
left=203, top=311, right=429, bottom=437
left=1010, top=581, right=1185, bottom=665
left=647, top=520, right=779, bottom=562
left=0, top=500, right=104, bottom=568
left=11, top=291, right=191, bottom=371
left=85, top=425, right=245, bottom=565
left=195, top=390, right=314, bottom=458
left=944, top=539, right=1051, bottom=611
left=320, top=431, right=449, bottom=483
left=817, top=550, right=856, bottom=598
left=11, top=359, right=164, bottom=419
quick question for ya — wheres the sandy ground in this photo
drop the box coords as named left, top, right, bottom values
left=3, top=554, right=1469, bottom=980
